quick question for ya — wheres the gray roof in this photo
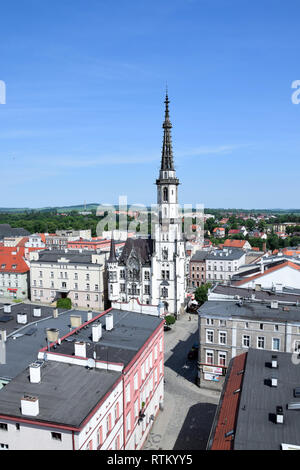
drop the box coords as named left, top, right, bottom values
left=190, top=250, right=208, bottom=262
left=211, top=285, right=300, bottom=303
left=205, top=249, right=245, bottom=261
left=31, top=250, right=102, bottom=265
left=0, top=361, right=121, bottom=428
left=47, top=309, right=162, bottom=368
left=198, top=300, right=300, bottom=324
left=0, top=224, right=29, bottom=241
left=0, top=305, right=99, bottom=381
left=234, top=349, right=300, bottom=450
left=118, top=238, right=154, bottom=266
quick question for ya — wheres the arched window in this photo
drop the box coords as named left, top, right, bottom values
left=163, top=187, right=168, bottom=202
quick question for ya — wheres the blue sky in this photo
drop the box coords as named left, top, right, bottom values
left=1, top=0, right=300, bottom=209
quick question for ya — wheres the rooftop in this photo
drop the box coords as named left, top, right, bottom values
left=210, top=349, right=300, bottom=450
left=0, top=360, right=121, bottom=429
left=198, top=299, right=300, bottom=324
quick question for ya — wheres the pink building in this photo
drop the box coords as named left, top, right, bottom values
left=0, top=308, right=164, bottom=450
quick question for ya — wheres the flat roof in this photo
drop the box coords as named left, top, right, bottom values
left=47, top=309, right=163, bottom=368
left=0, top=360, right=121, bottom=428
left=0, top=305, right=100, bottom=381
left=198, top=300, right=300, bottom=324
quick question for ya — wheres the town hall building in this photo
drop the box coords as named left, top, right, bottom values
left=107, top=94, right=186, bottom=318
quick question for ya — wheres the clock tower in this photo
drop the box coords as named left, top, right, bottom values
left=152, top=93, right=186, bottom=317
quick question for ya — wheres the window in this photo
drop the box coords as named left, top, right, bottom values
left=144, top=271, right=150, bottom=280
left=106, top=413, right=112, bottom=434
left=272, top=338, right=280, bottom=351
left=144, top=285, right=150, bottom=295
left=206, top=318, right=214, bottom=326
left=134, top=399, right=139, bottom=418
left=126, top=383, right=131, bottom=404
left=219, top=331, right=227, bottom=345
left=206, top=350, right=214, bottom=365
left=0, top=423, right=7, bottom=431
left=120, top=284, right=125, bottom=293
left=126, top=413, right=131, bottom=434
left=218, top=352, right=226, bottom=367
left=51, top=432, right=62, bottom=441
left=134, top=372, right=138, bottom=390
left=159, top=359, right=163, bottom=375
left=120, top=270, right=125, bottom=279
left=259, top=323, right=264, bottom=330
left=0, top=443, right=8, bottom=449
left=219, top=320, right=226, bottom=326
left=274, top=325, right=279, bottom=331
left=154, top=368, right=158, bottom=384
left=257, top=336, right=265, bottom=349
left=115, top=435, right=120, bottom=451
left=206, top=330, right=214, bottom=343
left=154, top=344, right=158, bottom=360
left=242, top=335, right=250, bottom=348
left=98, top=426, right=103, bottom=447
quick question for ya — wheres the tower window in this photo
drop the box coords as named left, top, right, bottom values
left=163, top=187, right=168, bottom=202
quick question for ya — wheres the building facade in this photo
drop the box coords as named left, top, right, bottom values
left=30, top=250, right=108, bottom=310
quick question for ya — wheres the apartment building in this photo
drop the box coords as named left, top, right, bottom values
left=0, top=247, right=29, bottom=300
left=0, top=308, right=164, bottom=450
left=197, top=298, right=300, bottom=391
left=30, top=250, right=108, bottom=310
left=205, top=249, right=245, bottom=283
left=189, top=250, right=207, bottom=288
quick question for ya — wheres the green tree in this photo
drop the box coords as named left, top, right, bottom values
left=194, top=283, right=212, bottom=306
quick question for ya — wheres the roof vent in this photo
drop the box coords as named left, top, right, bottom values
left=21, top=396, right=39, bottom=416
left=271, top=301, right=278, bottom=309
left=33, top=308, right=41, bottom=318
left=294, top=388, right=300, bottom=398
left=70, top=315, right=82, bottom=328
left=29, top=362, right=42, bottom=383
left=271, top=377, right=278, bottom=387
left=74, top=341, right=86, bottom=358
left=46, top=328, right=59, bottom=343
left=92, top=322, right=102, bottom=342
left=87, top=311, right=93, bottom=322
left=3, top=304, right=11, bottom=313
left=106, top=313, right=113, bottom=331
left=272, top=355, right=278, bottom=368
left=276, top=406, right=284, bottom=424
left=17, top=313, right=27, bottom=324
left=53, top=308, right=59, bottom=318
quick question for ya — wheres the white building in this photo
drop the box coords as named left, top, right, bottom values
left=205, top=248, right=246, bottom=283
left=30, top=249, right=108, bottom=310
left=107, top=94, right=186, bottom=317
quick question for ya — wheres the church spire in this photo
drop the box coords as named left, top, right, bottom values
left=108, top=238, right=117, bottom=263
left=161, top=91, right=175, bottom=171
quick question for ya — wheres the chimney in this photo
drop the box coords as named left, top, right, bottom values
left=29, top=363, right=42, bottom=383
left=105, top=313, right=113, bottom=331
left=92, top=322, right=102, bottom=342
left=70, top=315, right=82, bottom=328
left=46, top=328, right=59, bottom=343
left=271, top=377, right=278, bottom=387
left=271, top=301, right=278, bottom=309
left=21, top=396, right=39, bottom=416
left=87, top=311, right=93, bottom=322
left=53, top=308, right=59, bottom=318
left=33, top=307, right=41, bottom=318
left=271, top=355, right=278, bottom=368
left=74, top=341, right=86, bottom=357
left=276, top=406, right=284, bottom=424
left=3, top=304, right=11, bottom=313
left=17, top=313, right=27, bottom=324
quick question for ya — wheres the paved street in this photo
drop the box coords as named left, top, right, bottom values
left=143, top=311, right=220, bottom=450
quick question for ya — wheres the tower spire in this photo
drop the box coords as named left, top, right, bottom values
left=161, top=91, right=174, bottom=171
left=108, top=238, right=117, bottom=263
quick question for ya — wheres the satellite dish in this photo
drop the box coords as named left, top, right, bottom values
left=87, top=358, right=95, bottom=369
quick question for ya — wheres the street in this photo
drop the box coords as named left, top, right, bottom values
left=143, top=312, right=220, bottom=450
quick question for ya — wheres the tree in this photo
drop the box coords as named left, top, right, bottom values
left=57, top=298, right=72, bottom=310
left=165, top=315, right=176, bottom=325
left=194, top=283, right=212, bottom=306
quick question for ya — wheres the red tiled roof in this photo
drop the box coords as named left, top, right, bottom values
left=0, top=247, right=29, bottom=273
left=224, top=239, right=248, bottom=248
left=210, top=353, right=247, bottom=450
